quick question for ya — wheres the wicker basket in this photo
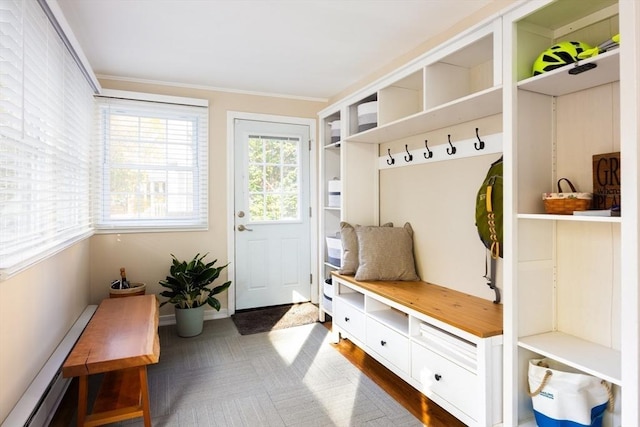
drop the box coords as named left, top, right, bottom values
left=543, top=178, right=592, bottom=215
left=109, top=282, right=146, bottom=298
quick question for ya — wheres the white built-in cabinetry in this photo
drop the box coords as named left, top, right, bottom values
left=503, top=1, right=634, bottom=426
left=332, top=274, right=503, bottom=427
left=319, top=0, right=639, bottom=425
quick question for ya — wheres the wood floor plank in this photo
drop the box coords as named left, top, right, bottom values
left=325, top=321, right=466, bottom=427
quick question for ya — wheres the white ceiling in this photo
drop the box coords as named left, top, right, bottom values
left=57, top=0, right=495, bottom=100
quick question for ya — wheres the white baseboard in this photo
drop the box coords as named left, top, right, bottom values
left=159, top=308, right=229, bottom=327
left=2, top=305, right=97, bottom=427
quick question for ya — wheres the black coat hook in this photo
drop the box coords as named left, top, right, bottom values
left=446, top=134, right=457, bottom=155
left=424, top=139, right=433, bottom=159
left=404, top=144, right=413, bottom=162
left=474, top=127, right=485, bottom=150
left=386, top=148, right=395, bottom=165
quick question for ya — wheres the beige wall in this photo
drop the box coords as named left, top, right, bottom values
left=0, top=240, right=91, bottom=422
left=89, top=79, right=327, bottom=317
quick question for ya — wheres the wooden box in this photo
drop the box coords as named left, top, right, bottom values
left=592, top=152, right=621, bottom=210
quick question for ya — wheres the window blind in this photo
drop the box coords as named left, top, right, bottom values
left=94, top=96, right=209, bottom=231
left=0, top=0, right=94, bottom=279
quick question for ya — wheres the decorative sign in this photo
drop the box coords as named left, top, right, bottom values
left=592, top=152, right=620, bottom=209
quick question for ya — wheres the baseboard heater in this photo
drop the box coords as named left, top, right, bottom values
left=2, top=305, right=97, bottom=427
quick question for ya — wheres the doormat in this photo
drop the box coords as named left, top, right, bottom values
left=231, top=302, right=319, bottom=335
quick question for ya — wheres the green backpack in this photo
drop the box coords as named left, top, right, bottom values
left=476, top=156, right=503, bottom=259
left=475, top=156, right=503, bottom=303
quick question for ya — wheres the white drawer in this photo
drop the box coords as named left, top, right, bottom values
left=366, top=317, right=410, bottom=374
left=334, top=297, right=366, bottom=338
left=412, top=341, right=478, bottom=421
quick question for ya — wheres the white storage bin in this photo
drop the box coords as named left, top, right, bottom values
left=323, top=277, right=334, bottom=313
left=326, top=236, right=342, bottom=267
left=330, top=120, right=341, bottom=143
left=327, top=179, right=341, bottom=207
left=357, top=100, right=378, bottom=132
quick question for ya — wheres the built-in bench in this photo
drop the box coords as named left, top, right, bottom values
left=331, top=273, right=503, bottom=427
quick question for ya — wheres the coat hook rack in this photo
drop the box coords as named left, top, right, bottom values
left=446, top=134, right=457, bottom=155
left=404, top=144, right=413, bottom=162
left=386, top=148, right=395, bottom=165
left=474, top=127, right=485, bottom=150
left=424, top=139, right=433, bottom=159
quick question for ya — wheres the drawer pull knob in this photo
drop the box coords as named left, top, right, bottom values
left=344, top=317, right=350, bottom=322
left=434, top=374, right=442, bottom=381
left=380, top=340, right=387, bottom=346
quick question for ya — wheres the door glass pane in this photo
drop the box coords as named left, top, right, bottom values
left=247, top=134, right=300, bottom=222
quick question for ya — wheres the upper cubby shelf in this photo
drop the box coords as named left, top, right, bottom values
left=339, top=23, right=499, bottom=145
left=518, top=49, right=619, bottom=97
left=346, top=86, right=502, bottom=144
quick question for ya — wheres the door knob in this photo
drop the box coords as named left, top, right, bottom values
left=237, top=224, right=253, bottom=232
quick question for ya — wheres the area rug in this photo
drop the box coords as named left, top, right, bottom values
left=231, top=302, right=319, bottom=335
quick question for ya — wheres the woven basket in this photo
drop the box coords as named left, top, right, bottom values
left=109, top=282, right=146, bottom=298
left=543, top=178, right=592, bottom=215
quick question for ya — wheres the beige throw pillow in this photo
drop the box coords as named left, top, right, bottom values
left=354, top=222, right=419, bottom=281
left=338, top=221, right=392, bottom=275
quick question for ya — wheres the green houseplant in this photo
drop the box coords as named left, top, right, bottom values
left=159, top=253, right=231, bottom=337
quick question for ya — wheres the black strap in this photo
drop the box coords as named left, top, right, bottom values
left=484, top=251, right=501, bottom=304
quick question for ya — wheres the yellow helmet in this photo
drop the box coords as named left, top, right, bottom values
left=532, top=41, right=593, bottom=76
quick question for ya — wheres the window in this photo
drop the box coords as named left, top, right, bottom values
left=0, top=0, right=95, bottom=279
left=95, top=94, right=208, bottom=231
left=247, top=134, right=301, bottom=222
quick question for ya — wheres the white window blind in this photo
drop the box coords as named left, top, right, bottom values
left=95, top=95, right=208, bottom=231
left=0, top=0, right=95, bottom=279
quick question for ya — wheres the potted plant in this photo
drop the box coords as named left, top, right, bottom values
left=159, top=253, right=231, bottom=337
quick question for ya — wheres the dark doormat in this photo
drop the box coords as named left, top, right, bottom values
left=231, top=302, right=319, bottom=335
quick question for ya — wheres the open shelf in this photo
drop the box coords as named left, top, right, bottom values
left=336, top=292, right=365, bottom=311
left=519, top=331, right=621, bottom=385
left=518, top=213, right=621, bottom=223
left=367, top=308, right=408, bottom=335
left=345, top=85, right=502, bottom=144
left=518, top=50, right=619, bottom=97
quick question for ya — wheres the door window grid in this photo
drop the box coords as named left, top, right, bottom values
left=247, top=134, right=300, bottom=222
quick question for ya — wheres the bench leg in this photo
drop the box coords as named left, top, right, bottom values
left=138, top=366, right=152, bottom=427
left=77, top=375, right=88, bottom=427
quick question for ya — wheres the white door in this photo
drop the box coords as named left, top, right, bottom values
left=234, top=119, right=311, bottom=310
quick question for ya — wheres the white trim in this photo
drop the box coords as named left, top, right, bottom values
left=98, top=74, right=328, bottom=103
left=1, top=305, right=97, bottom=427
left=158, top=308, right=229, bottom=326
left=43, top=0, right=101, bottom=93
left=97, top=88, right=209, bottom=107
left=226, top=112, right=318, bottom=315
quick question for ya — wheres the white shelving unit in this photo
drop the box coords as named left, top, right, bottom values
left=318, top=0, right=640, bottom=424
left=503, top=0, right=632, bottom=425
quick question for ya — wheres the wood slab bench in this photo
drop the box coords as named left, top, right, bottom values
left=63, top=295, right=160, bottom=427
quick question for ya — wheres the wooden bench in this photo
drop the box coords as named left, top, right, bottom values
left=63, top=295, right=160, bottom=427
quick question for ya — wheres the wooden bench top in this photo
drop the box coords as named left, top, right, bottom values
left=63, top=295, right=160, bottom=378
left=332, top=273, right=503, bottom=338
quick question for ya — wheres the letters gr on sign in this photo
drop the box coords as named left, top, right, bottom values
left=592, top=152, right=620, bottom=210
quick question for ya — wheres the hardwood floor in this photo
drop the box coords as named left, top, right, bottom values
left=325, top=322, right=466, bottom=427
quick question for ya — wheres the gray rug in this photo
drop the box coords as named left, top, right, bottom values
left=231, top=302, right=320, bottom=335
left=74, top=319, right=422, bottom=426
